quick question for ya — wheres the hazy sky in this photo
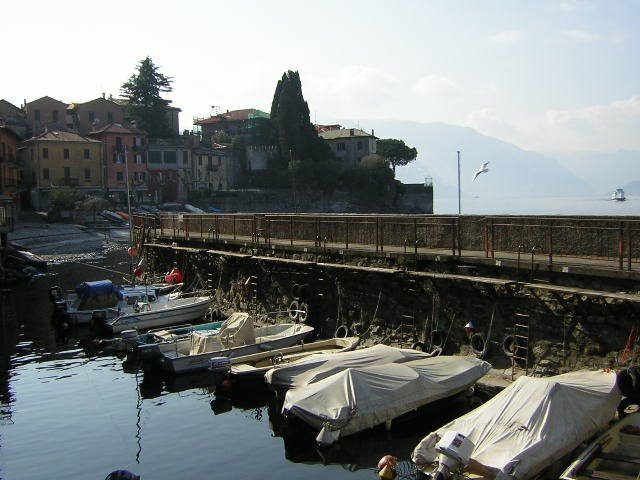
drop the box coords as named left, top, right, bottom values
left=4, top=0, right=638, bottom=153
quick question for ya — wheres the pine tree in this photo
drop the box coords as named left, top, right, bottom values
left=120, top=57, right=174, bottom=139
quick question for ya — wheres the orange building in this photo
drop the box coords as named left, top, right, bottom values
left=0, top=124, right=23, bottom=209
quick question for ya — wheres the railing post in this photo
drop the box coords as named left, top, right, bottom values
left=375, top=217, right=379, bottom=252
left=451, top=219, right=456, bottom=256
left=457, top=217, right=461, bottom=257
left=628, top=221, right=632, bottom=271
left=548, top=225, right=553, bottom=266
left=413, top=218, right=418, bottom=256
left=345, top=217, right=349, bottom=250
left=290, top=215, right=294, bottom=247
left=484, top=218, right=489, bottom=258
left=490, top=218, right=495, bottom=259
left=380, top=217, right=384, bottom=252
left=200, top=216, right=203, bottom=239
left=619, top=222, right=624, bottom=270
left=233, top=215, right=236, bottom=240
left=266, top=217, right=271, bottom=247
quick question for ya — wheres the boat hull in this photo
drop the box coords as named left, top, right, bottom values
left=159, top=324, right=315, bottom=375
left=102, top=296, right=214, bottom=334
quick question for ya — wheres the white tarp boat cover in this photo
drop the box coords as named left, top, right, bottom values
left=412, top=369, right=621, bottom=480
left=190, top=312, right=252, bottom=354
left=265, top=344, right=435, bottom=389
left=282, top=355, right=491, bottom=445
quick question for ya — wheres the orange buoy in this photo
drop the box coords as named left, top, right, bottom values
left=127, top=246, right=138, bottom=257
left=377, top=455, right=397, bottom=479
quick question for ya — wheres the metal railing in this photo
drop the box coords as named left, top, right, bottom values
left=132, top=213, right=640, bottom=271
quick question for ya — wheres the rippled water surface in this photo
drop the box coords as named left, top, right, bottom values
left=0, top=254, right=471, bottom=480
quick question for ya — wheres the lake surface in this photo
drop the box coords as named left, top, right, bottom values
left=0, top=254, right=472, bottom=480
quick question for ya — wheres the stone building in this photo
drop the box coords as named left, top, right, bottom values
left=22, top=130, right=103, bottom=210
left=23, top=96, right=69, bottom=135
left=318, top=127, right=377, bottom=167
left=0, top=124, right=23, bottom=210
left=67, top=95, right=125, bottom=135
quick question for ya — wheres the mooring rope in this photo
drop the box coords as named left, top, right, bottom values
left=72, top=260, right=129, bottom=277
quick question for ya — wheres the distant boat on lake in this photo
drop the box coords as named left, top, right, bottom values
left=611, top=188, right=626, bottom=201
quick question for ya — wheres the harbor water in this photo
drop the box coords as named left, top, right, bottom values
left=0, top=253, right=473, bottom=480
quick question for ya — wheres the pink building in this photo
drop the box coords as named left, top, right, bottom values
left=88, top=123, right=150, bottom=204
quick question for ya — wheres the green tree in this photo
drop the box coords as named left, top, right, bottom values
left=269, top=70, right=336, bottom=192
left=376, top=138, right=418, bottom=174
left=121, top=57, right=174, bottom=139
left=346, top=154, right=397, bottom=206
left=49, top=187, right=83, bottom=212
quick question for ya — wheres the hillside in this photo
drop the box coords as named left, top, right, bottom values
left=334, top=120, right=595, bottom=198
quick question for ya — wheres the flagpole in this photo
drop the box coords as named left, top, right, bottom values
left=457, top=150, right=461, bottom=215
left=123, top=146, right=134, bottom=282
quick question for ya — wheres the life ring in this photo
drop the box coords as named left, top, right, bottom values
left=411, top=341, right=427, bottom=352
left=298, top=284, right=312, bottom=301
left=471, top=332, right=489, bottom=359
left=288, top=300, right=300, bottom=320
left=430, top=330, right=445, bottom=349
left=297, top=302, right=309, bottom=323
left=335, top=324, right=349, bottom=338
left=502, top=334, right=523, bottom=358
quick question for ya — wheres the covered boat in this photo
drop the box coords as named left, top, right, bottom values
left=265, top=343, right=434, bottom=390
left=156, top=312, right=315, bottom=374
left=412, top=369, right=621, bottom=480
left=282, top=355, right=491, bottom=446
left=560, top=411, right=640, bottom=480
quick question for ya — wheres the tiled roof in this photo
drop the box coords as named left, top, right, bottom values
left=319, top=128, right=375, bottom=140
left=88, top=122, right=145, bottom=135
left=315, top=124, right=342, bottom=133
left=0, top=99, right=23, bottom=117
left=25, top=95, right=68, bottom=107
left=26, top=130, right=101, bottom=143
left=195, top=108, right=268, bottom=125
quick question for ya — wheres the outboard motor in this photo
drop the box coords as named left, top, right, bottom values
left=49, top=286, right=63, bottom=303
left=427, top=431, right=475, bottom=480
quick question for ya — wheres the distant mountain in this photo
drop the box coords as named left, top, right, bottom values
left=550, top=150, right=640, bottom=194
left=334, top=120, right=595, bottom=197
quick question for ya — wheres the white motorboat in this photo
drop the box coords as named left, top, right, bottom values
left=560, top=411, right=640, bottom=480
left=282, top=355, right=491, bottom=446
left=124, top=319, right=226, bottom=360
left=411, top=369, right=621, bottom=480
left=611, top=188, right=626, bottom=201
left=156, top=312, right=315, bottom=374
left=265, top=343, right=436, bottom=391
left=94, top=292, right=215, bottom=335
left=50, top=280, right=182, bottom=326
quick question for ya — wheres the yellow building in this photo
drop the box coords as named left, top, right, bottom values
left=23, top=130, right=103, bottom=210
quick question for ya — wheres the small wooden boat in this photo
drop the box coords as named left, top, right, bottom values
left=225, top=336, right=361, bottom=380
left=560, top=412, right=640, bottom=480
left=156, top=312, right=315, bottom=375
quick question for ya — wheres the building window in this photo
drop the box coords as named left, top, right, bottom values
left=84, top=168, right=91, bottom=180
left=88, top=111, right=95, bottom=123
left=148, top=151, right=161, bottom=163
left=135, top=154, right=143, bottom=164
left=52, top=110, right=59, bottom=122
left=164, top=151, right=177, bottom=164
left=116, top=172, right=123, bottom=181
left=43, top=147, right=49, bottom=159
left=107, top=112, right=113, bottom=122
left=43, top=168, right=50, bottom=180
left=357, top=140, right=363, bottom=150
left=35, top=109, right=41, bottom=121
left=337, top=143, right=346, bottom=151
left=182, top=151, right=189, bottom=164
left=64, top=149, right=70, bottom=159
left=84, top=149, right=90, bottom=159
left=115, top=137, right=122, bottom=149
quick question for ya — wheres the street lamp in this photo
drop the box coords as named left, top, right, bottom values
left=457, top=150, right=461, bottom=215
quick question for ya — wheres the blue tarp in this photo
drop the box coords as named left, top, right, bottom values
left=75, top=280, right=123, bottom=300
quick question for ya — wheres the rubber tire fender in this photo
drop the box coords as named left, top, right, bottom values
left=470, top=332, right=489, bottom=359
left=334, top=324, right=349, bottom=338
left=617, top=397, right=640, bottom=418
left=617, top=368, right=635, bottom=398
left=288, top=300, right=300, bottom=320
left=430, top=330, right=445, bottom=349
left=411, top=341, right=427, bottom=352
left=298, top=284, right=312, bottom=301
left=291, top=284, right=300, bottom=299
left=297, top=302, right=309, bottom=323
left=502, top=334, right=524, bottom=358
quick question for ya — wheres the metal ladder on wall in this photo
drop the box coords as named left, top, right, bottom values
left=512, top=312, right=531, bottom=380
left=246, top=275, right=258, bottom=313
